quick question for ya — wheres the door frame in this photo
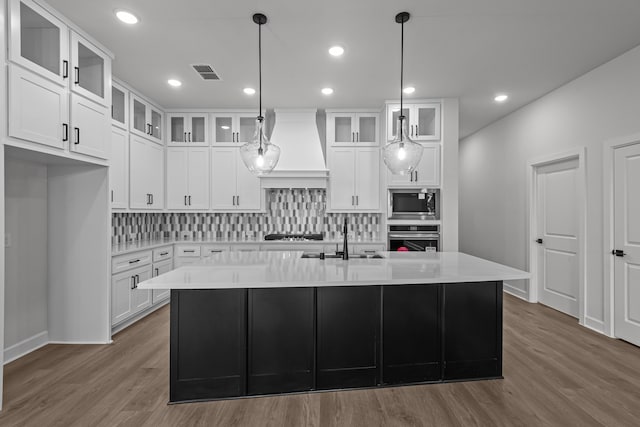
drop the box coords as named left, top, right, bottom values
left=603, top=132, right=640, bottom=338
left=527, top=147, right=586, bottom=324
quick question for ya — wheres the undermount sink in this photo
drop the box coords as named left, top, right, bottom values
left=301, top=252, right=384, bottom=259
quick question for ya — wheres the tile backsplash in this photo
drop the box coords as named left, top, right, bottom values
left=112, top=189, right=381, bottom=244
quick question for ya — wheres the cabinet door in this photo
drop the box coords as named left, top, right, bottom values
left=166, top=148, right=189, bottom=209
left=248, top=288, right=314, bottom=395
left=387, top=105, right=411, bottom=141
left=147, top=141, right=165, bottom=208
left=111, top=82, right=128, bottom=129
left=237, top=115, right=257, bottom=143
left=149, top=107, right=163, bottom=142
left=355, top=113, right=378, bottom=146
left=211, top=148, right=237, bottom=210
left=414, top=143, right=441, bottom=186
left=9, top=0, right=69, bottom=85
left=387, top=169, right=412, bottom=186
left=354, top=148, right=380, bottom=211
left=111, top=272, right=134, bottom=325
left=132, top=268, right=152, bottom=314
left=129, top=135, right=157, bottom=209
left=328, top=148, right=356, bottom=211
left=236, top=153, right=262, bottom=210
left=130, top=95, right=148, bottom=138
left=317, top=286, right=380, bottom=389
left=212, top=115, right=235, bottom=144
left=168, top=114, right=187, bottom=144
left=189, top=114, right=208, bottom=145
left=187, top=148, right=210, bottom=209
left=110, top=126, right=128, bottom=209
left=70, top=32, right=111, bottom=106
left=413, top=103, right=441, bottom=141
left=329, top=113, right=355, bottom=145
left=152, top=261, right=173, bottom=304
left=383, top=285, right=441, bottom=384
left=9, top=65, right=68, bottom=149
left=69, top=94, right=110, bottom=159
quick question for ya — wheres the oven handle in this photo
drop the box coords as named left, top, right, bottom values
left=388, top=233, right=440, bottom=239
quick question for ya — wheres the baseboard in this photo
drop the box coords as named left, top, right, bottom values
left=111, top=299, right=170, bottom=335
left=4, top=331, right=49, bottom=365
left=582, top=315, right=606, bottom=335
left=503, top=281, right=529, bottom=301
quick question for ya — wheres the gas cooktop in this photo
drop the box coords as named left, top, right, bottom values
left=264, top=233, right=324, bottom=242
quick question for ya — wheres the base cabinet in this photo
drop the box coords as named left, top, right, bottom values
left=111, top=264, right=151, bottom=325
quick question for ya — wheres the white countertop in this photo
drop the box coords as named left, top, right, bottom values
left=138, top=251, right=530, bottom=290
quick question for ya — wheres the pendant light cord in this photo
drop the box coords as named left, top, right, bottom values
left=258, top=20, right=263, bottom=123
left=400, top=17, right=404, bottom=121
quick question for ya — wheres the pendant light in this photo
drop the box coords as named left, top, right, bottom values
left=382, top=12, right=423, bottom=175
left=240, top=13, right=281, bottom=175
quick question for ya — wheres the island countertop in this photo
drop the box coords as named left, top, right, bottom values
left=138, top=251, right=529, bottom=290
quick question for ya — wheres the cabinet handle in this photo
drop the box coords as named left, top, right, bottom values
left=155, top=268, right=159, bottom=277
left=135, top=274, right=140, bottom=288
left=128, top=259, right=140, bottom=264
left=356, top=195, right=359, bottom=205
left=184, top=195, right=187, bottom=206
left=188, top=195, right=191, bottom=205
left=352, top=195, right=355, bottom=206
left=62, top=60, right=69, bottom=79
left=184, top=132, right=187, bottom=142
left=415, top=171, right=418, bottom=182
left=74, top=66, right=79, bottom=85
left=74, top=127, right=80, bottom=145
left=150, top=194, right=154, bottom=205
left=415, top=124, right=419, bottom=136
left=183, top=250, right=195, bottom=253
left=236, top=195, right=239, bottom=206
left=352, top=132, right=355, bottom=142
left=410, top=125, right=414, bottom=137
left=62, top=123, right=68, bottom=141
left=232, top=196, right=235, bottom=206
left=160, top=252, right=169, bottom=256
left=111, top=190, right=114, bottom=202
left=188, top=132, right=191, bottom=142
left=131, top=276, right=136, bottom=290
left=356, top=131, right=359, bottom=142
left=150, top=124, right=154, bottom=137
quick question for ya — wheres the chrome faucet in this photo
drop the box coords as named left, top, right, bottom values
left=342, top=218, right=349, bottom=260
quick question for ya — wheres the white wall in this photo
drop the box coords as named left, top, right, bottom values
left=460, top=44, right=640, bottom=332
left=4, top=159, right=48, bottom=354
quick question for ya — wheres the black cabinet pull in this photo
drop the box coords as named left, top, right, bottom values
left=62, top=60, right=69, bottom=78
left=183, top=132, right=186, bottom=142
left=131, top=276, right=136, bottom=290
left=147, top=194, right=151, bottom=205
left=74, top=66, right=79, bottom=84
left=111, top=190, right=114, bottom=202
left=160, top=252, right=169, bottom=256
left=62, top=123, right=68, bottom=141
left=184, top=195, right=187, bottom=206
left=155, top=268, right=159, bottom=277
left=612, top=249, right=626, bottom=257
left=236, top=195, right=239, bottom=206
left=352, top=132, right=355, bottom=142
left=356, top=131, right=359, bottom=142
left=74, top=127, right=80, bottom=145
left=150, top=193, right=154, bottom=205
left=183, top=250, right=195, bottom=253
left=128, top=259, right=140, bottom=264
left=188, top=195, right=191, bottom=205
left=188, top=132, right=191, bottom=142
left=536, top=239, right=543, bottom=244
left=356, top=195, right=359, bottom=205
left=150, top=124, right=154, bottom=136
left=415, top=171, right=418, bottom=182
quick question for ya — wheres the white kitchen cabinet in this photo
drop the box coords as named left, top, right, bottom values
left=151, top=259, right=172, bottom=304
left=327, top=110, right=379, bottom=146
left=166, top=147, right=210, bottom=209
left=327, top=147, right=380, bottom=212
left=386, top=103, right=440, bottom=141
left=129, top=135, right=164, bottom=209
left=110, top=126, right=128, bottom=209
left=130, top=94, right=163, bottom=144
left=132, top=268, right=152, bottom=313
left=9, top=0, right=69, bottom=85
left=9, top=65, right=68, bottom=149
left=69, top=94, right=110, bottom=159
left=70, top=31, right=111, bottom=107
left=211, top=147, right=263, bottom=211
left=111, top=264, right=151, bottom=326
left=387, top=143, right=441, bottom=187
left=211, top=113, right=258, bottom=145
left=111, top=81, right=128, bottom=129
left=167, top=113, right=208, bottom=146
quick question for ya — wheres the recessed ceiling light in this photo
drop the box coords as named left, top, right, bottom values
left=167, top=79, right=182, bottom=87
left=243, top=87, right=256, bottom=95
left=328, top=46, right=344, bottom=57
left=115, top=10, right=138, bottom=25
left=220, top=126, right=230, bottom=130
left=321, top=87, right=334, bottom=95
left=403, top=86, right=415, bottom=94
left=494, top=94, right=508, bottom=102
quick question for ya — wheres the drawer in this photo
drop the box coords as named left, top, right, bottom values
left=153, top=246, right=174, bottom=262
left=201, top=244, right=231, bottom=257
left=353, top=244, right=386, bottom=254
left=112, top=250, right=152, bottom=275
left=176, top=245, right=201, bottom=257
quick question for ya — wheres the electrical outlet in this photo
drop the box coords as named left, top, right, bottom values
left=5, top=233, right=11, bottom=248
left=181, top=232, right=190, bottom=240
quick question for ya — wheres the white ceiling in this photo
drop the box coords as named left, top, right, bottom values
left=48, top=0, right=640, bottom=137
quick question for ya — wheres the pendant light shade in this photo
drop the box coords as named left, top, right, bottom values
left=240, top=13, right=281, bottom=175
left=382, top=12, right=423, bottom=175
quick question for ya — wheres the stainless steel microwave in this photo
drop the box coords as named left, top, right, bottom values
left=388, top=188, right=439, bottom=220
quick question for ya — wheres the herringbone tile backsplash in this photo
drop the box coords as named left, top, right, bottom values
left=112, top=189, right=381, bottom=244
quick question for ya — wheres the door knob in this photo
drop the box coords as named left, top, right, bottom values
left=536, top=238, right=543, bottom=244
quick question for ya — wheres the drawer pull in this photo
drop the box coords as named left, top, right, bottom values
left=128, top=259, right=140, bottom=264
left=183, top=250, right=195, bottom=253
left=160, top=252, right=169, bottom=256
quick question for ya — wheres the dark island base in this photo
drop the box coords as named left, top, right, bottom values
left=169, top=282, right=503, bottom=403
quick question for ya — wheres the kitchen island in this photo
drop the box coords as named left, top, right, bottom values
left=138, top=251, right=529, bottom=403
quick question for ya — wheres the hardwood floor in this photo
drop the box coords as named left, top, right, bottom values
left=2, top=294, right=640, bottom=426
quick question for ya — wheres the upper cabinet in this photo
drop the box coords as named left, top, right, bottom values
left=111, top=81, right=128, bottom=129
left=212, top=113, right=258, bottom=145
left=167, top=113, right=209, bottom=146
left=327, top=110, right=380, bottom=146
left=387, top=143, right=441, bottom=187
left=70, top=32, right=111, bottom=106
left=327, top=147, right=380, bottom=212
left=386, top=103, right=441, bottom=142
left=130, top=94, right=163, bottom=144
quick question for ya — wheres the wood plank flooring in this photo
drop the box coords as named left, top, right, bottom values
left=1, top=294, right=640, bottom=426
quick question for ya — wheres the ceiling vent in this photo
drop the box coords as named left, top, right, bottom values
left=191, top=64, right=221, bottom=80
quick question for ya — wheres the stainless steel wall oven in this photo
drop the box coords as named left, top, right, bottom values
left=387, top=225, right=440, bottom=252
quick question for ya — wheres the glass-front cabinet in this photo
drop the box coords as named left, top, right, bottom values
left=9, top=0, right=69, bottom=85
left=130, top=94, right=163, bottom=144
left=111, top=81, right=128, bottom=129
left=212, top=113, right=260, bottom=145
left=167, top=113, right=209, bottom=146
left=70, top=32, right=111, bottom=106
left=327, top=110, right=379, bottom=146
left=386, top=102, right=440, bottom=142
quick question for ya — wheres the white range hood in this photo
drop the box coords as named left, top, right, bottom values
left=260, top=109, right=329, bottom=188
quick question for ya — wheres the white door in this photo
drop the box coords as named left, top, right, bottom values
left=354, top=148, right=380, bottom=211
left=236, top=153, right=262, bottom=210
left=328, top=148, right=356, bottom=210
left=110, top=126, right=128, bottom=209
left=535, top=158, right=580, bottom=317
left=166, top=148, right=189, bottom=209
left=211, top=147, right=237, bottom=209
left=111, top=272, right=134, bottom=325
left=614, top=143, right=640, bottom=346
left=70, top=94, right=110, bottom=159
left=187, top=148, right=210, bottom=209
